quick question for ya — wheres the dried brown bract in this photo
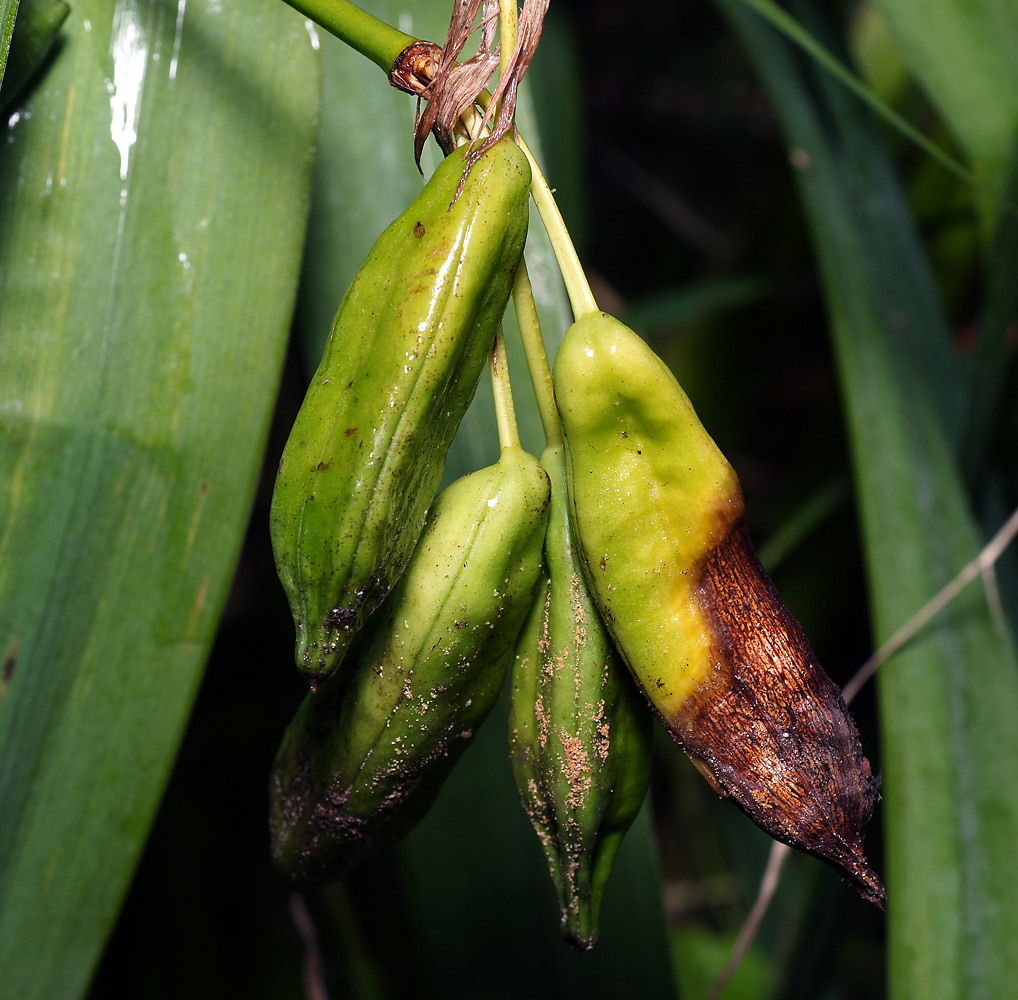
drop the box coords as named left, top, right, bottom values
left=389, top=0, right=549, bottom=184
left=387, top=0, right=500, bottom=169
left=463, top=0, right=550, bottom=171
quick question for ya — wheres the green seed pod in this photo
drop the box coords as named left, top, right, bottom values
left=553, top=311, right=883, bottom=906
left=270, top=138, right=531, bottom=688
left=509, top=442, right=654, bottom=950
left=270, top=446, right=550, bottom=888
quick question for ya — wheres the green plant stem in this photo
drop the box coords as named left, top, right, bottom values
left=512, top=260, right=562, bottom=447
left=477, top=83, right=596, bottom=319
left=516, top=135, right=597, bottom=319
left=499, top=0, right=517, bottom=78
left=281, top=0, right=413, bottom=73
left=490, top=325, right=521, bottom=451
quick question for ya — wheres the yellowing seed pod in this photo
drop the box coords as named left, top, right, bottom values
left=554, top=311, right=883, bottom=905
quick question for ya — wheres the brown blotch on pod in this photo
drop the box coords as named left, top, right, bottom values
left=674, top=518, right=884, bottom=906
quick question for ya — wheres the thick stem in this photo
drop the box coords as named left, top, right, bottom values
left=512, top=260, right=561, bottom=447
left=490, top=325, right=521, bottom=451
left=281, top=0, right=414, bottom=74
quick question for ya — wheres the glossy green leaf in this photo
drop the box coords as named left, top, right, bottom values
left=0, top=0, right=69, bottom=110
left=0, top=1, right=320, bottom=996
left=296, top=0, right=444, bottom=372
left=718, top=4, right=1018, bottom=999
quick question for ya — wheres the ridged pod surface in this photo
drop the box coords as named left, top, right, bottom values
left=553, top=311, right=883, bottom=905
left=270, top=139, right=531, bottom=687
left=509, top=442, right=653, bottom=949
left=270, top=446, right=550, bottom=887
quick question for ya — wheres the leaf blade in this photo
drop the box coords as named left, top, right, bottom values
left=0, top=1, right=321, bottom=996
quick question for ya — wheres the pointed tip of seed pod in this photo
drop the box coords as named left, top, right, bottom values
left=562, top=910, right=598, bottom=951
left=668, top=517, right=885, bottom=907
left=559, top=895, right=599, bottom=951
left=844, top=856, right=885, bottom=909
left=778, top=783, right=884, bottom=906
left=564, top=932, right=597, bottom=952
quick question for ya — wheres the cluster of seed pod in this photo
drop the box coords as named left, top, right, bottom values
left=553, top=312, right=883, bottom=907
left=269, top=135, right=546, bottom=883
left=268, top=23, right=882, bottom=954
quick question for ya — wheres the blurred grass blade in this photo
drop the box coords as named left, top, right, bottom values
left=746, top=3, right=962, bottom=441
left=292, top=4, right=676, bottom=994
left=0, top=1, right=320, bottom=996
left=717, top=3, right=1018, bottom=999
left=736, top=0, right=975, bottom=190
left=870, top=0, right=1018, bottom=204
left=621, top=275, right=771, bottom=336
left=754, top=475, right=849, bottom=574
left=0, top=0, right=69, bottom=110
left=793, top=19, right=964, bottom=443
left=962, top=140, right=1018, bottom=477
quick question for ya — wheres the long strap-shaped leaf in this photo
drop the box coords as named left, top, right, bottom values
left=0, top=1, right=320, bottom=996
left=718, top=3, right=1018, bottom=999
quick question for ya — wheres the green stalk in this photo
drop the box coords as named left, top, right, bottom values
left=281, top=0, right=413, bottom=73
left=476, top=85, right=597, bottom=319
left=512, top=260, right=561, bottom=447
left=490, top=325, right=521, bottom=451
left=495, top=2, right=559, bottom=451
left=517, top=134, right=597, bottom=319
left=499, top=0, right=517, bottom=77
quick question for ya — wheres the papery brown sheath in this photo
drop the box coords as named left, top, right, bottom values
left=388, top=0, right=549, bottom=186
